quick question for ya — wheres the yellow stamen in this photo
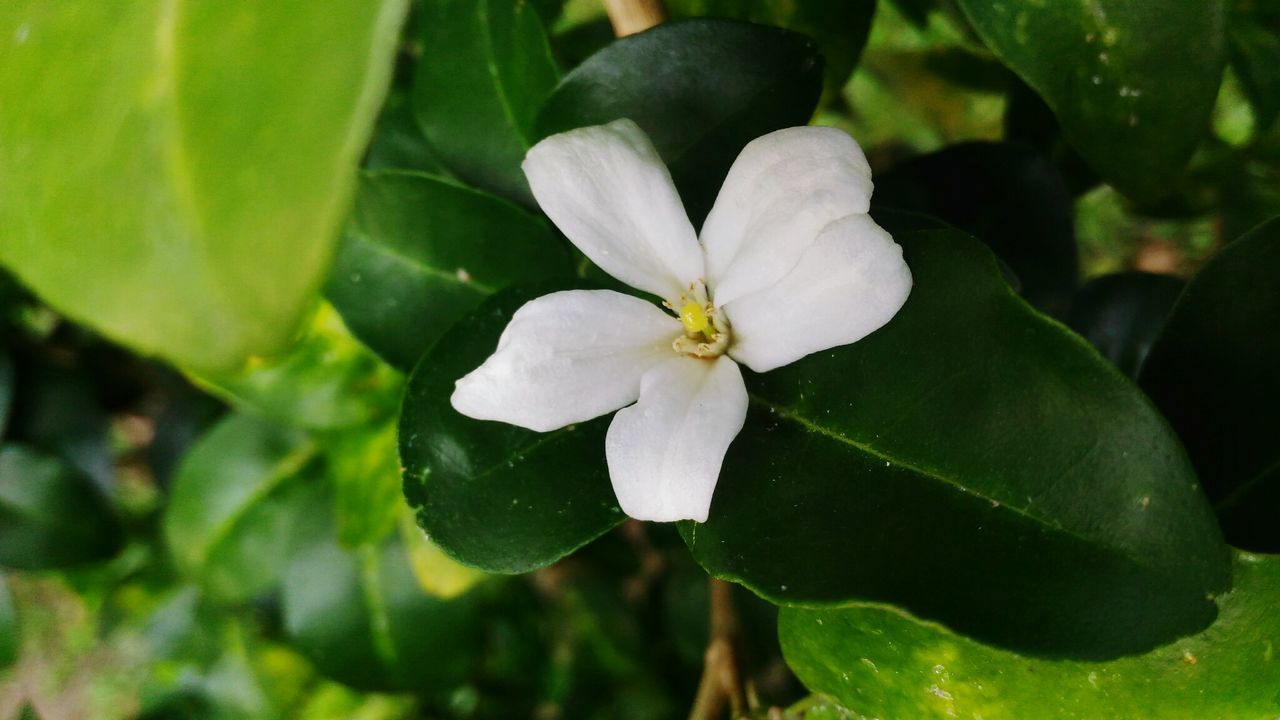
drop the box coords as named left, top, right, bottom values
left=680, top=301, right=709, bottom=335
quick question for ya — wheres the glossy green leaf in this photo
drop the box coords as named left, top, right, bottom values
left=326, top=171, right=573, bottom=371
left=875, top=141, right=1079, bottom=316
left=1139, top=217, right=1280, bottom=551
left=399, top=284, right=624, bottom=574
left=192, top=305, right=402, bottom=431
left=955, top=0, right=1227, bottom=202
left=537, top=19, right=824, bottom=225
left=683, top=229, right=1230, bottom=659
left=1066, top=272, right=1184, bottom=379
left=282, top=535, right=482, bottom=692
left=666, top=0, right=876, bottom=97
left=413, top=0, right=560, bottom=203
left=364, top=98, right=449, bottom=176
left=780, top=551, right=1280, bottom=720
left=0, top=444, right=122, bottom=569
left=0, top=574, right=18, bottom=668
left=165, top=414, right=330, bottom=603
left=0, top=2, right=407, bottom=372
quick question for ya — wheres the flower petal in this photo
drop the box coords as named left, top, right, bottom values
left=452, top=290, right=682, bottom=432
left=523, top=119, right=704, bottom=302
left=701, top=126, right=874, bottom=306
left=725, top=214, right=911, bottom=373
left=606, top=356, right=748, bottom=523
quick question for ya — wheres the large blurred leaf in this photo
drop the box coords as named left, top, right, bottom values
left=0, top=2, right=407, bottom=372
left=666, top=0, right=876, bottom=98
left=781, top=551, right=1279, bottom=720
left=165, top=414, right=330, bottom=603
left=1229, top=7, right=1280, bottom=133
left=399, top=284, right=624, bottom=574
left=683, top=229, right=1229, bottom=659
left=413, top=0, right=560, bottom=203
left=0, top=444, right=122, bottom=569
left=955, top=0, right=1227, bottom=202
left=1139, top=217, right=1280, bottom=551
left=192, top=305, right=402, bottom=431
left=1066, top=272, right=1184, bottom=379
left=282, top=535, right=482, bottom=692
left=875, top=141, right=1079, bottom=316
left=537, top=19, right=824, bottom=226
left=0, top=574, right=17, bottom=668
left=328, top=423, right=403, bottom=549
left=326, top=171, right=573, bottom=371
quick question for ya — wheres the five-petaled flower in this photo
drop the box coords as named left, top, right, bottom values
left=451, top=119, right=912, bottom=523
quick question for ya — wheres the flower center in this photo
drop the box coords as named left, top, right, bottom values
left=669, top=283, right=730, bottom=359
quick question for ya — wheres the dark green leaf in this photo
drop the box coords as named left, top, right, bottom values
left=666, top=0, right=876, bottom=98
left=537, top=19, right=824, bottom=226
left=413, top=0, right=560, bottom=203
left=364, top=98, right=449, bottom=175
left=0, top=353, right=11, bottom=437
left=683, top=229, right=1230, bottom=659
left=0, top=574, right=18, bottom=668
left=165, top=414, right=330, bottom=603
left=0, top=444, right=122, bottom=569
left=1139, top=217, right=1280, bottom=551
left=780, top=551, right=1280, bottom=719
left=0, top=2, right=408, bottom=371
left=1229, top=11, right=1280, bottom=133
left=326, top=171, right=573, bottom=371
left=1066, top=272, right=1184, bottom=379
left=282, top=535, right=482, bottom=692
left=875, top=141, right=1079, bottom=316
left=399, top=284, right=624, bottom=574
left=956, top=0, right=1227, bottom=202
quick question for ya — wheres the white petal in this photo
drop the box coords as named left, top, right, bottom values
left=606, top=356, right=748, bottom=523
left=701, top=126, right=874, bottom=306
left=523, top=119, right=704, bottom=302
left=725, top=214, right=911, bottom=373
left=451, top=290, right=682, bottom=432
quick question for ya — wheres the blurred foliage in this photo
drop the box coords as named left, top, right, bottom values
left=2, top=0, right=1279, bottom=718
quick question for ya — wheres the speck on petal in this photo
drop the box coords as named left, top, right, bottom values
left=451, top=290, right=682, bottom=432
left=606, top=356, right=748, bottom=522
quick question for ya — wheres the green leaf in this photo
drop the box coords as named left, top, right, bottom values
left=326, top=171, right=573, bottom=371
left=282, top=535, right=482, bottom=693
left=399, top=284, right=624, bottom=574
left=955, top=0, right=1227, bottom=202
left=666, top=0, right=876, bottom=98
left=165, top=414, right=330, bottom=603
left=364, top=98, right=450, bottom=176
left=413, top=0, right=560, bottom=203
left=1139, top=217, right=1280, bottom=551
left=875, top=141, right=1079, bottom=316
left=780, top=551, right=1280, bottom=720
left=0, top=352, right=12, bottom=437
left=0, top=574, right=18, bottom=668
left=1066, top=272, right=1184, bottom=379
left=683, top=229, right=1230, bottom=659
left=537, top=19, right=824, bottom=225
left=192, top=305, right=402, bottom=431
left=0, top=444, right=122, bottom=569
left=1228, top=9, right=1280, bottom=133
left=328, top=423, right=403, bottom=549
left=0, top=2, right=407, bottom=372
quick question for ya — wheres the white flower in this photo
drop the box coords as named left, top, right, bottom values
left=451, top=119, right=912, bottom=523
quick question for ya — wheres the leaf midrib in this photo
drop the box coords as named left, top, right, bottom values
left=347, top=227, right=498, bottom=295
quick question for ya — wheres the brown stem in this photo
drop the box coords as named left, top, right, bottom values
left=688, top=579, right=746, bottom=720
left=603, top=0, right=666, bottom=36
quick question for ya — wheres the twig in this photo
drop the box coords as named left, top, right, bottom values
left=688, top=579, right=746, bottom=720
left=603, top=0, right=666, bottom=36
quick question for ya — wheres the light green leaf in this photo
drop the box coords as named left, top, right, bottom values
left=781, top=551, right=1280, bottom=720
left=0, top=1, right=407, bottom=371
left=955, top=0, right=1227, bottom=202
